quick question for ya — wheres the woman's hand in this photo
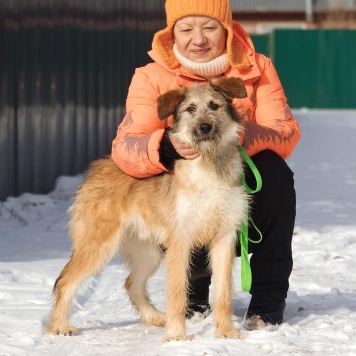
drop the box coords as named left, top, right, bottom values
left=170, top=136, right=200, bottom=160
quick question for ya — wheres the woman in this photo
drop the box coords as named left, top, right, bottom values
left=112, top=0, right=300, bottom=330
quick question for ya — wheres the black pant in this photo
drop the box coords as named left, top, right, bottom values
left=188, top=150, right=296, bottom=304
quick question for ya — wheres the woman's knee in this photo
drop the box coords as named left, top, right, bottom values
left=245, top=150, right=296, bottom=233
left=245, top=150, right=295, bottom=199
left=249, top=150, right=294, bottom=182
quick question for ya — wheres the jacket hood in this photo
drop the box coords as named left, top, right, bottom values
left=151, top=21, right=255, bottom=71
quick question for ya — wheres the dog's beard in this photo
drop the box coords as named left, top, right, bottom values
left=195, top=136, right=221, bottom=160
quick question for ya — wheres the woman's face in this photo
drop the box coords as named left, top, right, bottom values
left=173, top=16, right=226, bottom=63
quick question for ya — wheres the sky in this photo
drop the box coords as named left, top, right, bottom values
left=1, top=109, right=356, bottom=356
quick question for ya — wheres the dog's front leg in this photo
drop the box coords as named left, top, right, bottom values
left=210, top=231, right=242, bottom=339
left=163, top=237, right=191, bottom=342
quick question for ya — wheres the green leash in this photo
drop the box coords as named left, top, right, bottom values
left=237, top=144, right=263, bottom=291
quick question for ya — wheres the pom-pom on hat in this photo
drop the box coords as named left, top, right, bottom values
left=153, top=0, right=250, bottom=70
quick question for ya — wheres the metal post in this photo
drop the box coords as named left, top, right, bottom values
left=305, top=0, right=313, bottom=22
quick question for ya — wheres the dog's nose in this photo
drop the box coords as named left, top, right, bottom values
left=199, top=123, right=213, bottom=134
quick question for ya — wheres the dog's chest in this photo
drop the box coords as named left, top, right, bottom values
left=168, top=158, right=247, bottom=241
left=175, top=183, right=241, bottom=215
left=173, top=180, right=245, bottom=240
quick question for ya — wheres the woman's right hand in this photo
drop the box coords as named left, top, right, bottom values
left=169, top=136, right=200, bottom=160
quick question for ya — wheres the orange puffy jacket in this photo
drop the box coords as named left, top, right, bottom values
left=112, top=22, right=301, bottom=178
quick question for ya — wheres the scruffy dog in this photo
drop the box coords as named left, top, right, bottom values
left=46, top=77, right=249, bottom=341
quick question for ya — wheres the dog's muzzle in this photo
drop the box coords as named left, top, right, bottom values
left=193, top=121, right=220, bottom=142
left=199, top=123, right=213, bottom=134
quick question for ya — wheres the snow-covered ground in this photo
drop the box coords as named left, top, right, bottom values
left=1, top=110, right=356, bottom=356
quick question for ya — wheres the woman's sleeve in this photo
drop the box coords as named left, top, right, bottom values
left=242, top=56, right=301, bottom=159
left=111, top=67, right=168, bottom=178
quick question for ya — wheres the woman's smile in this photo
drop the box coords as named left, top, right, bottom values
left=174, top=16, right=226, bottom=63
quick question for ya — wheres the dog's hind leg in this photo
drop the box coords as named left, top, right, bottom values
left=122, top=236, right=166, bottom=327
left=210, top=231, right=242, bottom=339
left=46, top=238, right=117, bottom=335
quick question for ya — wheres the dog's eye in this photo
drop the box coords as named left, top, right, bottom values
left=208, top=101, right=220, bottom=111
left=186, top=106, right=196, bottom=113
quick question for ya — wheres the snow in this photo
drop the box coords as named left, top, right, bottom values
left=1, top=109, right=356, bottom=356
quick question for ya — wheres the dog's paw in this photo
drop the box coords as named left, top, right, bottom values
left=163, top=333, right=192, bottom=342
left=46, top=322, right=78, bottom=336
left=244, top=317, right=267, bottom=331
left=142, top=312, right=166, bottom=327
left=152, top=313, right=166, bottom=327
left=215, top=327, right=243, bottom=339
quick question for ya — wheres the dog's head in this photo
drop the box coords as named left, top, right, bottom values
left=157, top=77, right=247, bottom=154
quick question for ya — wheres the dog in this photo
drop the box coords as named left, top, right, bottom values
left=46, top=77, right=249, bottom=341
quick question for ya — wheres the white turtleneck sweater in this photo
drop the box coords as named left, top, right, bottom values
left=173, top=43, right=230, bottom=79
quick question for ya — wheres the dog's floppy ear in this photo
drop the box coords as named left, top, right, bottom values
left=157, top=88, right=185, bottom=120
left=210, top=77, right=247, bottom=99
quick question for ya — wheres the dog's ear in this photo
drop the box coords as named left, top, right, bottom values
left=157, top=88, right=185, bottom=120
left=210, top=77, right=247, bottom=99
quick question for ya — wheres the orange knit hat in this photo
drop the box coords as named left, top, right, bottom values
left=152, top=0, right=250, bottom=70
